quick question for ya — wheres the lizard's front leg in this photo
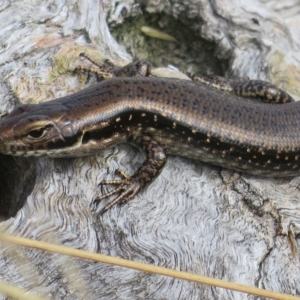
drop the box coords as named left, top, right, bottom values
left=94, top=135, right=167, bottom=214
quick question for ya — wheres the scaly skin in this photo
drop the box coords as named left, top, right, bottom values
left=0, top=75, right=298, bottom=212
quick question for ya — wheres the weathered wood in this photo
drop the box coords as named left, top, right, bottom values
left=0, top=0, right=300, bottom=299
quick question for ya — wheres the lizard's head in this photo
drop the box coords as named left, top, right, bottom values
left=0, top=103, right=82, bottom=157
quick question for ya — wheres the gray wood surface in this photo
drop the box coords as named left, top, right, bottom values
left=0, top=0, right=300, bottom=299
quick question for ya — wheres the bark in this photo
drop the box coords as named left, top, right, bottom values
left=0, top=0, right=300, bottom=299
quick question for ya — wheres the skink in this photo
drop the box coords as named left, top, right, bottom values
left=0, top=66, right=299, bottom=213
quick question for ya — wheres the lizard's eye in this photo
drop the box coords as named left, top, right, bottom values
left=28, top=128, right=46, bottom=139
left=27, top=124, right=53, bottom=139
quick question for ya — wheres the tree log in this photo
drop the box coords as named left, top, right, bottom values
left=0, top=0, right=300, bottom=299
